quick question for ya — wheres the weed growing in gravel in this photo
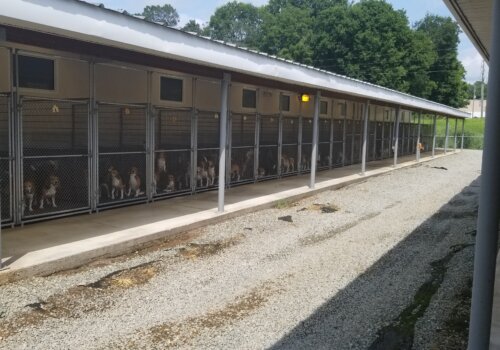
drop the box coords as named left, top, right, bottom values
left=274, top=199, right=296, bottom=209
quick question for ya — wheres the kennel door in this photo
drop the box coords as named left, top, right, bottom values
left=230, top=113, right=256, bottom=183
left=196, top=110, right=221, bottom=190
left=0, top=95, right=11, bottom=224
left=21, top=98, right=90, bottom=220
left=97, top=103, right=147, bottom=206
left=281, top=116, right=299, bottom=175
left=258, top=114, right=279, bottom=178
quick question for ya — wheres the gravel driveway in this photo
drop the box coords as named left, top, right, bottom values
left=0, top=150, right=482, bottom=350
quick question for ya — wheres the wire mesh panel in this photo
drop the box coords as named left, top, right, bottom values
left=281, top=116, right=299, bottom=175
left=258, top=114, right=279, bottom=178
left=21, top=98, right=90, bottom=219
left=0, top=96, right=11, bottom=224
left=301, top=118, right=314, bottom=172
left=332, top=119, right=344, bottom=167
left=318, top=117, right=331, bottom=169
left=98, top=103, right=147, bottom=206
left=345, top=119, right=353, bottom=165
left=196, top=111, right=220, bottom=189
left=383, top=121, right=393, bottom=158
left=353, top=120, right=362, bottom=164
left=230, top=113, right=256, bottom=183
left=154, top=108, right=192, bottom=196
left=368, top=121, right=376, bottom=161
left=375, top=121, right=383, bottom=160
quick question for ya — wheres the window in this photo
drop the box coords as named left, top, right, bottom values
left=339, top=103, right=347, bottom=117
left=160, top=77, right=183, bottom=102
left=280, top=95, right=290, bottom=112
left=16, top=55, right=55, bottom=90
left=320, top=101, right=328, bottom=115
left=242, top=89, right=256, bottom=108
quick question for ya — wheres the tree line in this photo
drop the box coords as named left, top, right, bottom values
left=138, top=0, right=470, bottom=108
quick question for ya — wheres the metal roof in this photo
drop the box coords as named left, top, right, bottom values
left=443, top=0, right=492, bottom=63
left=0, top=0, right=469, bottom=118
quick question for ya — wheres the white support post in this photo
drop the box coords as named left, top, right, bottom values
left=361, top=100, right=370, bottom=175
left=461, top=118, right=465, bottom=151
left=416, top=112, right=422, bottom=162
left=468, top=1, right=500, bottom=347
left=393, top=106, right=401, bottom=167
left=431, top=114, right=437, bottom=158
left=444, top=116, right=450, bottom=154
left=309, top=91, right=320, bottom=189
left=453, top=118, right=458, bottom=152
left=218, top=73, right=230, bottom=213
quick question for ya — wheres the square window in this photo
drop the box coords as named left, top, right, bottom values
left=320, top=101, right=328, bottom=115
left=280, top=95, right=290, bottom=112
left=160, top=77, right=183, bottom=102
left=242, top=89, right=256, bottom=109
left=16, top=55, right=55, bottom=90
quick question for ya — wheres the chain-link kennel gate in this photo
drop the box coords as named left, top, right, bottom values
left=0, top=95, right=12, bottom=225
left=196, top=110, right=220, bottom=190
left=258, top=114, right=279, bottom=179
left=20, top=98, right=90, bottom=220
left=154, top=108, right=192, bottom=197
left=281, top=116, right=299, bottom=176
left=318, top=116, right=332, bottom=170
left=301, top=117, right=313, bottom=173
left=229, top=113, right=256, bottom=184
left=97, top=103, right=147, bottom=207
left=332, top=117, right=345, bottom=167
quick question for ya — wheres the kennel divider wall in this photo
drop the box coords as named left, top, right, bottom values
left=0, top=95, right=12, bottom=225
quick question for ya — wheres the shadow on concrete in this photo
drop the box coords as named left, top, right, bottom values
left=268, top=177, right=479, bottom=350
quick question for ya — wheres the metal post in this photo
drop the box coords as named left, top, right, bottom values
left=469, top=1, right=500, bottom=347
left=13, top=50, right=22, bottom=225
left=416, top=112, right=422, bottom=162
left=393, top=106, right=401, bottom=167
left=298, top=115, right=303, bottom=174
left=461, top=118, right=465, bottom=151
left=372, top=106, right=377, bottom=161
left=310, top=91, right=320, bottom=188
left=218, top=73, right=230, bottom=213
left=453, top=118, right=458, bottom=152
left=342, top=102, right=347, bottom=167
left=444, top=116, right=450, bottom=154
left=361, top=100, right=370, bottom=175
left=146, top=71, right=153, bottom=202
left=431, top=114, right=437, bottom=158
left=329, top=102, right=334, bottom=169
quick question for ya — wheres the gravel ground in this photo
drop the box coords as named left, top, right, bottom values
left=0, top=150, right=482, bottom=350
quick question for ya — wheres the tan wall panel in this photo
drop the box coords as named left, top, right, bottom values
left=283, top=92, right=300, bottom=116
left=230, top=85, right=256, bottom=113
left=259, top=88, right=279, bottom=114
left=0, top=48, right=10, bottom=93
left=95, top=64, right=147, bottom=103
left=195, top=78, right=220, bottom=111
left=151, top=72, right=192, bottom=108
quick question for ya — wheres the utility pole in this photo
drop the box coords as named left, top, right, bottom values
left=481, top=60, right=485, bottom=118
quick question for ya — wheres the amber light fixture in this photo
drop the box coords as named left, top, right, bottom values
left=300, top=94, right=310, bottom=102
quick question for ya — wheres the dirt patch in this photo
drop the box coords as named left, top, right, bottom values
left=274, top=199, right=298, bottom=209
left=0, top=261, right=159, bottom=340
left=300, top=212, right=381, bottom=246
left=278, top=215, right=293, bottom=223
left=176, top=236, right=243, bottom=260
left=147, top=281, right=283, bottom=348
left=299, top=203, right=340, bottom=213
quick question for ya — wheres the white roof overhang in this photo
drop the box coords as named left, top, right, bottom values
left=0, top=0, right=469, bottom=118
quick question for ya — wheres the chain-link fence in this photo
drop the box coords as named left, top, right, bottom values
left=230, top=113, right=256, bottom=184
left=332, top=118, right=344, bottom=167
left=196, top=110, right=220, bottom=190
left=21, top=98, right=90, bottom=219
left=0, top=95, right=11, bottom=225
left=98, top=103, right=147, bottom=206
left=258, top=114, right=279, bottom=179
left=281, top=116, right=299, bottom=176
left=154, top=108, right=192, bottom=196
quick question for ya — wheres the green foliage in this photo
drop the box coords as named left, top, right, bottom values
left=181, top=20, right=203, bottom=34
left=140, top=4, right=179, bottom=26
left=467, top=81, right=487, bottom=99
left=203, top=2, right=263, bottom=47
left=415, top=15, right=469, bottom=108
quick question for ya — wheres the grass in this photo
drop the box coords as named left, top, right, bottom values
left=435, top=118, right=485, bottom=150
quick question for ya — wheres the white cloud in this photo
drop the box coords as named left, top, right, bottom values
left=459, top=45, right=489, bottom=83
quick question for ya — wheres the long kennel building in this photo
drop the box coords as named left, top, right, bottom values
left=0, top=0, right=469, bottom=226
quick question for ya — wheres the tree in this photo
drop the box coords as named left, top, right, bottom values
left=258, top=5, right=314, bottom=64
left=468, top=81, right=487, bottom=99
left=405, top=31, right=438, bottom=98
left=204, top=2, right=263, bottom=47
left=140, top=4, right=179, bottom=27
left=182, top=20, right=203, bottom=34
left=416, top=15, right=469, bottom=108
left=312, top=0, right=415, bottom=92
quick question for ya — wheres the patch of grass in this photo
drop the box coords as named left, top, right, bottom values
left=274, top=199, right=295, bottom=209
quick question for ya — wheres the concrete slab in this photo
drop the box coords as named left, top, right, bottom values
left=0, top=152, right=452, bottom=284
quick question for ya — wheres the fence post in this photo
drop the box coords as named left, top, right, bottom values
left=461, top=118, right=465, bottom=151
left=416, top=111, right=422, bottom=162
left=432, top=114, right=437, bottom=158
left=361, top=100, right=370, bottom=175
left=393, top=106, right=401, bottom=167
left=310, top=91, right=320, bottom=188
left=444, top=116, right=450, bottom=154
left=218, top=73, right=230, bottom=213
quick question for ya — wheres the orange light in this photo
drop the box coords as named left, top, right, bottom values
left=301, top=94, right=310, bottom=102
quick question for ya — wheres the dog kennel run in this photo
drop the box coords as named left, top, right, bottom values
left=0, top=47, right=466, bottom=227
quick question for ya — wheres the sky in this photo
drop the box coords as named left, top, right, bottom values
left=96, top=0, right=488, bottom=83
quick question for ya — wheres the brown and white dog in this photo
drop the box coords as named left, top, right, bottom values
left=39, top=176, right=60, bottom=209
left=166, top=174, right=176, bottom=192
left=257, top=167, right=266, bottom=178
left=127, top=167, right=143, bottom=197
left=156, top=152, right=167, bottom=173
left=231, top=161, right=241, bottom=182
left=281, top=155, right=295, bottom=173
left=23, top=180, right=35, bottom=212
left=207, top=160, right=216, bottom=186
left=110, top=167, right=125, bottom=200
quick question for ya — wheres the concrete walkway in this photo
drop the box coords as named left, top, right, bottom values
left=0, top=152, right=452, bottom=284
